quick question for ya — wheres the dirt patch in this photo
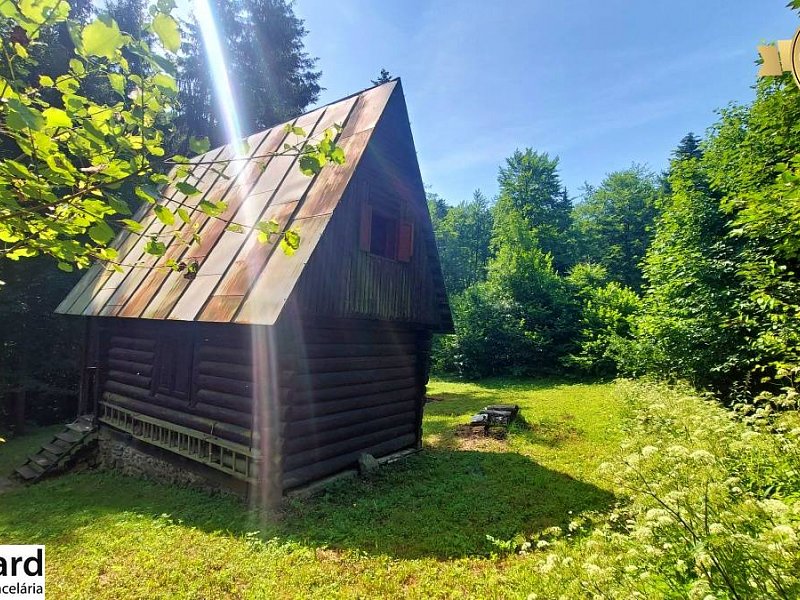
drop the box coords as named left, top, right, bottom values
left=425, top=396, right=446, bottom=403
left=454, top=425, right=508, bottom=441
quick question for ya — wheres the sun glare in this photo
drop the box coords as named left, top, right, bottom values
left=194, top=0, right=245, bottom=164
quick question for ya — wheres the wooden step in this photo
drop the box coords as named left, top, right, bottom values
left=42, top=442, right=68, bottom=456
left=55, top=431, right=83, bottom=444
left=25, top=460, right=45, bottom=474
left=14, top=465, right=40, bottom=481
left=66, top=421, right=93, bottom=434
left=40, top=449, right=60, bottom=463
left=28, top=454, right=54, bottom=469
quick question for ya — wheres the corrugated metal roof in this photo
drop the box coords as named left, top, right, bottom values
left=56, top=81, right=401, bottom=325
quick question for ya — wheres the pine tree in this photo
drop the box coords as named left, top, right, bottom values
left=494, top=149, right=573, bottom=271
left=673, top=132, right=703, bottom=160
left=372, top=68, right=392, bottom=85
left=175, top=0, right=321, bottom=150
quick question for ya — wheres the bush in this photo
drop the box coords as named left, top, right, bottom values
left=498, top=381, right=800, bottom=599
left=565, top=264, right=641, bottom=376
left=432, top=284, right=542, bottom=378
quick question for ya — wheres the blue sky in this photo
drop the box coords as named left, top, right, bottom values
left=293, top=1, right=799, bottom=204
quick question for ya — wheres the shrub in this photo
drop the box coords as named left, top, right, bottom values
left=565, top=263, right=641, bottom=376
left=504, top=381, right=800, bottom=599
left=432, top=284, right=541, bottom=378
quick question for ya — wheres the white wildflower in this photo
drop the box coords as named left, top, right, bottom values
left=538, top=554, right=558, bottom=574
left=690, top=449, right=715, bottom=464
left=771, top=524, right=797, bottom=540
left=641, top=445, right=659, bottom=457
left=741, top=430, right=760, bottom=442
left=708, top=523, right=725, bottom=535
left=759, top=498, right=789, bottom=516
left=584, top=563, right=602, bottom=576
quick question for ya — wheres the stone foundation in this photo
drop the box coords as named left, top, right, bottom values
left=97, top=427, right=247, bottom=497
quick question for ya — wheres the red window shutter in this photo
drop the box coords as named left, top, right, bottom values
left=397, top=221, right=414, bottom=262
left=359, top=204, right=372, bottom=251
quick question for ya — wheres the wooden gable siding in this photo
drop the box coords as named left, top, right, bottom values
left=275, top=317, right=429, bottom=489
left=291, top=86, right=442, bottom=327
left=95, top=319, right=260, bottom=447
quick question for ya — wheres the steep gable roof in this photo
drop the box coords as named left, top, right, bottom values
left=56, top=81, right=451, bottom=329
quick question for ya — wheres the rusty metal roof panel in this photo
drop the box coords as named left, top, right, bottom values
left=56, top=81, right=398, bottom=325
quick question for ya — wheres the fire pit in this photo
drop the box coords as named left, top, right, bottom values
left=469, top=404, right=520, bottom=434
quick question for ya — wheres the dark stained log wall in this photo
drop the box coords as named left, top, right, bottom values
left=95, top=319, right=257, bottom=447
left=276, top=316, right=428, bottom=490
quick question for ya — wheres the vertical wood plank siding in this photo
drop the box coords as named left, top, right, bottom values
left=293, top=87, right=442, bottom=327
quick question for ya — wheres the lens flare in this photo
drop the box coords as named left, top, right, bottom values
left=194, top=0, right=245, bottom=165
left=194, top=0, right=274, bottom=508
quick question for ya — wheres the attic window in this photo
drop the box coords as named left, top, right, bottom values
left=360, top=204, right=414, bottom=262
left=370, top=211, right=398, bottom=259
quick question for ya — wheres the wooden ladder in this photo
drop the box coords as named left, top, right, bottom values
left=14, top=415, right=97, bottom=483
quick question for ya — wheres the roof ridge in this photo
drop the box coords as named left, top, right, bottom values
left=302, top=77, right=401, bottom=117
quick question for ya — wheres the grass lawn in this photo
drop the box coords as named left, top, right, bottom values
left=0, top=378, right=625, bottom=599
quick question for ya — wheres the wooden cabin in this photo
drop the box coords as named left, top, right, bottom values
left=55, top=80, right=453, bottom=502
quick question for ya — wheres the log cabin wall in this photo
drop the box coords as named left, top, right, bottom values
left=275, top=316, right=430, bottom=490
left=94, top=318, right=257, bottom=448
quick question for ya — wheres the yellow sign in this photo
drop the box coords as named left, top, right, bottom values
left=758, top=28, right=800, bottom=89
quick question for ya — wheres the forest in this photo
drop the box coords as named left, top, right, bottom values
left=2, top=2, right=800, bottom=598
left=2, top=0, right=800, bottom=427
left=429, top=78, right=800, bottom=416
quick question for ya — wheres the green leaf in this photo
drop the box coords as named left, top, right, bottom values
left=189, top=136, right=210, bottom=155
left=198, top=200, right=225, bottom=217
left=108, top=73, right=125, bottom=96
left=284, top=124, right=306, bottom=137
left=0, top=228, right=21, bottom=243
left=255, top=220, right=280, bottom=234
left=176, top=181, right=201, bottom=196
left=81, top=16, right=124, bottom=60
left=0, top=2, right=20, bottom=20
left=152, top=13, right=180, bottom=52
left=330, top=146, right=346, bottom=164
left=107, top=196, right=131, bottom=216
left=135, top=185, right=159, bottom=204
left=57, top=261, right=74, bottom=272
left=176, top=207, right=191, bottom=224
left=69, top=58, right=85, bottom=75
left=154, top=204, right=175, bottom=225
left=144, top=237, right=166, bottom=256
left=6, top=99, right=45, bottom=131
left=39, top=75, right=54, bottom=87
left=88, top=221, right=115, bottom=244
left=281, top=229, right=300, bottom=255
left=55, top=75, right=79, bottom=94
left=120, top=219, right=144, bottom=233
left=42, top=107, right=73, bottom=129
left=298, top=153, right=323, bottom=176
left=152, top=72, right=177, bottom=93
left=226, top=223, right=244, bottom=233
left=99, top=247, right=118, bottom=260
left=13, top=42, right=28, bottom=59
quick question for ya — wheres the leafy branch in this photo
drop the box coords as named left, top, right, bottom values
left=0, top=0, right=346, bottom=275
